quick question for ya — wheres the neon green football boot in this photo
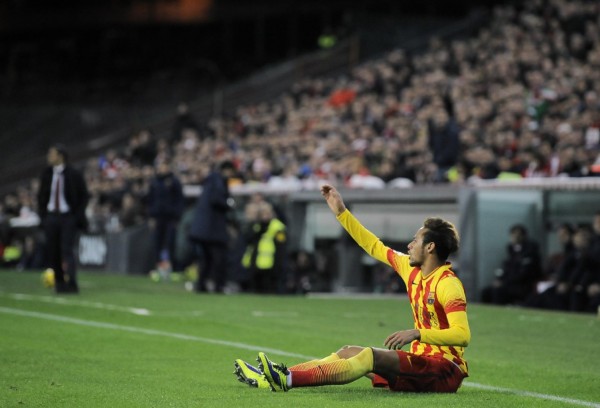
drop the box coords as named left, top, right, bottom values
left=257, top=352, right=289, bottom=392
left=234, top=359, right=270, bottom=389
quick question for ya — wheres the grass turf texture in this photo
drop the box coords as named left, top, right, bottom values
left=1, top=269, right=599, bottom=408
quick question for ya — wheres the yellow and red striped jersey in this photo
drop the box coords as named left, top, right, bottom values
left=337, top=210, right=470, bottom=375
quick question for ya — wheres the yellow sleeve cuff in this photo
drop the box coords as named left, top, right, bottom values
left=418, top=310, right=470, bottom=347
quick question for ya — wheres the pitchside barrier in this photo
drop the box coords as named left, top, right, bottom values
left=457, top=178, right=600, bottom=301
left=282, top=178, right=600, bottom=298
left=72, top=178, right=600, bottom=297
left=78, top=224, right=154, bottom=275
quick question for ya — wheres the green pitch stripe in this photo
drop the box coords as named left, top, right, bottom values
left=1, top=306, right=599, bottom=408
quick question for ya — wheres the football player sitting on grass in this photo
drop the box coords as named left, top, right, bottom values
left=234, top=184, right=470, bottom=393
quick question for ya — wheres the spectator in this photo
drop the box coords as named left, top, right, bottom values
left=553, top=225, right=597, bottom=312
left=585, top=213, right=600, bottom=312
left=241, top=202, right=287, bottom=294
left=481, top=224, right=541, bottom=305
left=0, top=202, right=10, bottom=249
left=288, top=250, right=316, bottom=295
left=146, top=159, right=184, bottom=274
left=99, top=149, right=128, bottom=180
left=17, top=234, right=44, bottom=270
left=37, top=144, right=89, bottom=294
left=542, top=223, right=576, bottom=282
left=129, top=130, right=156, bottom=167
left=3, top=194, right=20, bottom=217
left=235, top=194, right=265, bottom=290
left=9, top=190, right=40, bottom=228
left=428, top=108, right=460, bottom=183
left=118, top=192, right=145, bottom=229
left=171, top=102, right=201, bottom=144
left=524, top=223, right=575, bottom=309
left=188, top=161, right=235, bottom=293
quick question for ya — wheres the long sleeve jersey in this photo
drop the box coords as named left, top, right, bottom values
left=337, top=210, right=470, bottom=374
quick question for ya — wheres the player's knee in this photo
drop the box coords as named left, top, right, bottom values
left=336, top=345, right=364, bottom=358
left=372, top=348, right=400, bottom=373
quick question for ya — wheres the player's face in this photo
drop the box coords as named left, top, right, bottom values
left=407, top=228, right=427, bottom=267
left=47, top=148, right=61, bottom=166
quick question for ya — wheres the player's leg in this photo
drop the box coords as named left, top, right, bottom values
left=259, top=346, right=375, bottom=391
left=287, top=344, right=362, bottom=371
left=233, top=352, right=341, bottom=390
left=44, top=215, right=64, bottom=289
left=288, top=352, right=341, bottom=371
left=60, top=215, right=79, bottom=292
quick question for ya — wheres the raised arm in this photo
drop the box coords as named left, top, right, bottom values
left=320, top=184, right=392, bottom=266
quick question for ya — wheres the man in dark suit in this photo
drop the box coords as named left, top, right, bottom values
left=147, top=159, right=185, bottom=274
left=188, top=161, right=235, bottom=293
left=37, top=144, right=89, bottom=294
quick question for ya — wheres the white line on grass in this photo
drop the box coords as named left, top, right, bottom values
left=251, top=311, right=299, bottom=318
left=462, top=382, right=600, bottom=407
left=2, top=293, right=151, bottom=316
left=0, top=306, right=598, bottom=407
left=0, top=306, right=309, bottom=359
left=151, top=310, right=206, bottom=317
left=3, top=293, right=209, bottom=318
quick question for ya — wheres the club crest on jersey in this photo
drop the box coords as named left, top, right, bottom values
left=427, top=292, right=435, bottom=304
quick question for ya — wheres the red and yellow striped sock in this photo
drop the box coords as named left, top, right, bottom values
left=289, top=353, right=341, bottom=371
left=290, top=348, right=374, bottom=387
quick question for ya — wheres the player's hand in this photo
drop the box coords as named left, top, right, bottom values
left=320, top=184, right=346, bottom=216
left=384, top=329, right=421, bottom=350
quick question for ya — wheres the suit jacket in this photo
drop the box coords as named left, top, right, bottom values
left=38, top=164, right=90, bottom=230
left=188, top=171, right=230, bottom=244
left=147, top=173, right=184, bottom=220
left=500, top=240, right=541, bottom=286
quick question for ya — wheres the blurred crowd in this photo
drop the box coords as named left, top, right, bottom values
left=482, top=213, right=600, bottom=314
left=0, top=0, right=599, bottom=302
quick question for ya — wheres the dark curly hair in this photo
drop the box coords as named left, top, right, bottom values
left=422, top=217, right=460, bottom=262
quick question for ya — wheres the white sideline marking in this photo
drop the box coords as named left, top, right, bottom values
left=0, top=307, right=310, bottom=359
left=0, top=306, right=599, bottom=407
left=462, top=382, right=600, bottom=408
left=152, top=310, right=206, bottom=317
left=4, top=293, right=151, bottom=316
left=251, top=311, right=299, bottom=318
left=5, top=293, right=218, bottom=318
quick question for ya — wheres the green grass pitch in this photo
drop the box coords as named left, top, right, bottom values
left=1, top=269, right=599, bottom=408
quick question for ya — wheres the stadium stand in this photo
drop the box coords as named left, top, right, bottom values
left=1, top=0, right=599, bottom=302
